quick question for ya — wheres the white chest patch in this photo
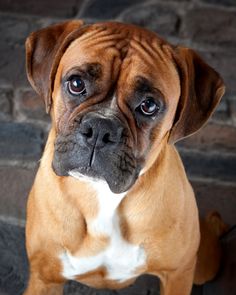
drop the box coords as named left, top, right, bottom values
left=60, top=176, right=146, bottom=282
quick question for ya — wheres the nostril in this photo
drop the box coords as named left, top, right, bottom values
left=102, top=132, right=112, bottom=144
left=82, top=126, right=93, bottom=138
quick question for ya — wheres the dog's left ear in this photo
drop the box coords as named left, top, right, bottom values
left=25, top=20, right=84, bottom=113
left=168, top=47, right=225, bottom=143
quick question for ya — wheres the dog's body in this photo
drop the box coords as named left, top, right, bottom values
left=24, top=21, right=226, bottom=295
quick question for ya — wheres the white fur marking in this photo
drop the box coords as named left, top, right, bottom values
left=110, top=93, right=117, bottom=109
left=60, top=178, right=146, bottom=282
left=69, top=170, right=99, bottom=183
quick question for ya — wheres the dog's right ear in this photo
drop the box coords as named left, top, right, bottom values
left=25, top=20, right=84, bottom=113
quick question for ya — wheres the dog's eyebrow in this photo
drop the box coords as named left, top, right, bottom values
left=85, top=63, right=102, bottom=79
left=134, top=76, right=154, bottom=93
left=134, top=76, right=164, bottom=100
left=65, top=63, right=102, bottom=79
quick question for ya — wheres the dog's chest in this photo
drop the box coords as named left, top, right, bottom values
left=60, top=184, right=146, bottom=282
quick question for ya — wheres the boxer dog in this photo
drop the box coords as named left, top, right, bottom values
left=23, top=20, right=227, bottom=295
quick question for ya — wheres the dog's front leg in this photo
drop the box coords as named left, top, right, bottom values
left=23, top=272, right=64, bottom=295
left=23, top=252, right=65, bottom=295
left=159, top=259, right=196, bottom=295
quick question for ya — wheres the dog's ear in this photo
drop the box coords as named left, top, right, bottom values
left=168, top=47, right=225, bottom=143
left=25, top=20, right=84, bottom=113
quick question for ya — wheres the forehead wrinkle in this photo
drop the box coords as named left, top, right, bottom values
left=129, top=38, right=169, bottom=69
left=74, top=26, right=130, bottom=54
left=89, top=30, right=129, bottom=43
left=61, top=33, right=131, bottom=73
left=77, top=27, right=112, bottom=43
left=60, top=46, right=119, bottom=78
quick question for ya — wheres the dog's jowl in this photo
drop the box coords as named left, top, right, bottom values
left=23, top=21, right=227, bottom=295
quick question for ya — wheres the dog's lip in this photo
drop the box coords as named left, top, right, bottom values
left=68, top=168, right=134, bottom=194
left=68, top=169, right=130, bottom=196
left=68, top=169, right=100, bottom=183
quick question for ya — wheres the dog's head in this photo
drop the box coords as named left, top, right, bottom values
left=26, top=21, right=225, bottom=193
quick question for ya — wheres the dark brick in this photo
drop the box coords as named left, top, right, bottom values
left=179, top=149, right=236, bottom=183
left=200, top=51, right=236, bottom=94
left=0, top=122, right=44, bottom=161
left=202, top=0, right=236, bottom=6
left=0, top=166, right=36, bottom=220
left=0, top=13, right=42, bottom=87
left=228, top=97, right=236, bottom=123
left=182, top=8, right=236, bottom=47
left=211, top=96, right=231, bottom=124
left=0, top=0, right=84, bottom=18
left=192, top=179, right=236, bottom=226
left=14, top=88, right=50, bottom=123
left=211, top=98, right=230, bottom=122
left=159, top=0, right=190, bottom=1
left=0, top=88, right=13, bottom=121
left=178, top=122, right=236, bottom=153
left=78, top=0, right=144, bottom=19
left=120, top=2, right=179, bottom=37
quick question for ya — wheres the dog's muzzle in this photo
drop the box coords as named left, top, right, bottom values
left=52, top=112, right=140, bottom=193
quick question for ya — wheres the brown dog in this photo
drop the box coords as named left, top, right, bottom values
left=23, top=20, right=227, bottom=295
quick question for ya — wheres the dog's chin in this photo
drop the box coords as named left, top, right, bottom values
left=52, top=152, right=140, bottom=194
left=68, top=169, right=100, bottom=185
left=67, top=168, right=137, bottom=194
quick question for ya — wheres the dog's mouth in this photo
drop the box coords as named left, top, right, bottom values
left=68, top=166, right=105, bottom=187
left=51, top=110, right=143, bottom=194
left=52, top=139, right=141, bottom=194
left=67, top=167, right=136, bottom=194
left=53, top=160, right=139, bottom=194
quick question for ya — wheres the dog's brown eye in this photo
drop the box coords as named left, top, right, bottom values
left=139, top=98, right=159, bottom=116
left=67, top=76, right=86, bottom=95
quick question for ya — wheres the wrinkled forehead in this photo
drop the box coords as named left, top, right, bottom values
left=58, top=24, right=180, bottom=98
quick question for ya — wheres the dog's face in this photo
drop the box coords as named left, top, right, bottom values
left=50, top=23, right=181, bottom=193
left=26, top=21, right=225, bottom=193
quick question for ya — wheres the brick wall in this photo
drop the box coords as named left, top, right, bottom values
left=0, top=0, right=235, bottom=226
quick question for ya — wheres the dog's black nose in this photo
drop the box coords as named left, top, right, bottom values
left=78, top=113, right=124, bottom=148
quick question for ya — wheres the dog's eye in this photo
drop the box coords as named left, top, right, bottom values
left=138, top=98, right=160, bottom=116
left=67, top=76, right=86, bottom=96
